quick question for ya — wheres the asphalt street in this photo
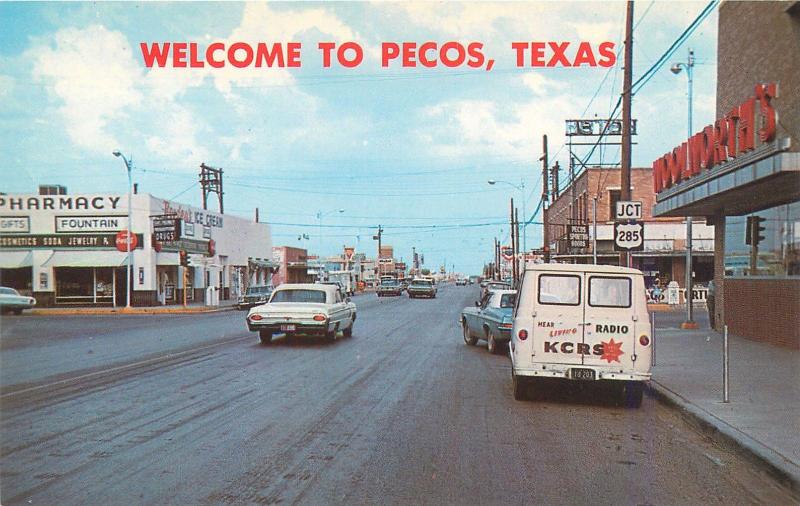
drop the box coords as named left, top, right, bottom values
left=0, top=285, right=793, bottom=505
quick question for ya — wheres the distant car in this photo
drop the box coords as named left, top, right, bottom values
left=468, top=276, right=479, bottom=285
left=407, top=279, right=437, bottom=299
left=0, top=287, right=36, bottom=315
left=455, top=278, right=468, bottom=286
left=246, top=283, right=356, bottom=344
left=237, top=285, right=272, bottom=310
left=377, top=279, right=403, bottom=297
left=461, top=289, right=517, bottom=354
left=481, top=281, right=512, bottom=300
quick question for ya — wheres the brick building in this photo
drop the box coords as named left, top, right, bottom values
left=546, top=167, right=714, bottom=294
left=652, top=1, right=800, bottom=348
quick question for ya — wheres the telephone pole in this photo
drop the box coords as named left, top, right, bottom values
left=540, top=135, right=550, bottom=263
left=619, top=0, right=634, bottom=267
left=374, top=225, right=383, bottom=280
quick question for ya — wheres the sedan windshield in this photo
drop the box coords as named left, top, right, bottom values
left=381, top=280, right=398, bottom=286
left=270, top=289, right=327, bottom=303
left=411, top=280, right=432, bottom=287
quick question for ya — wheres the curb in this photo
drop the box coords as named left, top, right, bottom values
left=28, top=306, right=237, bottom=316
left=646, top=380, right=800, bottom=498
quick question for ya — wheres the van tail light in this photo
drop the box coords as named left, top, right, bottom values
left=639, top=335, right=650, bottom=346
left=313, top=314, right=327, bottom=322
left=249, top=314, right=263, bottom=321
left=518, top=329, right=529, bottom=340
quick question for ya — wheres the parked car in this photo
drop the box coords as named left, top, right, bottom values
left=407, top=279, right=437, bottom=299
left=237, top=285, right=272, bottom=310
left=0, top=287, right=36, bottom=315
left=455, top=278, right=468, bottom=286
left=246, top=283, right=356, bottom=344
left=461, top=289, right=516, bottom=354
left=509, top=264, right=652, bottom=407
left=481, top=281, right=512, bottom=300
left=377, top=279, right=403, bottom=297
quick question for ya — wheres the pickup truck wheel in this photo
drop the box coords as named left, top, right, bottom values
left=622, top=381, right=644, bottom=408
left=259, top=330, right=273, bottom=345
left=462, top=319, right=478, bottom=346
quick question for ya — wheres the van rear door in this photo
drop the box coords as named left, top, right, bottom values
left=533, top=272, right=585, bottom=366
left=582, top=274, right=636, bottom=370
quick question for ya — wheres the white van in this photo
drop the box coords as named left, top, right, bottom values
left=510, top=264, right=652, bottom=407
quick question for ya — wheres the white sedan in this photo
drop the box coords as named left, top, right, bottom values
left=0, top=287, right=36, bottom=315
left=246, top=283, right=356, bottom=344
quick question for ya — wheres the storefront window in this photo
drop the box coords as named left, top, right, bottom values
left=724, top=201, right=800, bottom=277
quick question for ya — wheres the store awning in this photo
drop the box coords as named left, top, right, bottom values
left=0, top=251, right=32, bottom=268
left=43, top=251, right=129, bottom=268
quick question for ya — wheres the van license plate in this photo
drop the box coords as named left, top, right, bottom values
left=280, top=324, right=296, bottom=332
left=571, top=368, right=596, bottom=381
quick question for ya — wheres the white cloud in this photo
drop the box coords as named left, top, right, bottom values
left=144, top=102, right=209, bottom=163
left=28, top=25, right=143, bottom=152
left=0, top=74, right=14, bottom=99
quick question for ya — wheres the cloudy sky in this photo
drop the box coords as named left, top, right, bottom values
left=0, top=1, right=718, bottom=274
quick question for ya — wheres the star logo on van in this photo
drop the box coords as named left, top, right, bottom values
left=600, top=339, right=624, bottom=363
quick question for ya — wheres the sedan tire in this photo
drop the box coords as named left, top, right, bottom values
left=343, top=321, right=353, bottom=338
left=487, top=331, right=499, bottom=354
left=462, top=319, right=478, bottom=346
left=259, top=330, right=273, bottom=345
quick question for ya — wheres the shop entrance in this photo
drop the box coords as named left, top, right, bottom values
left=0, top=267, right=33, bottom=295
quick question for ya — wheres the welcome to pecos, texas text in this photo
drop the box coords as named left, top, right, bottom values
left=140, top=41, right=616, bottom=71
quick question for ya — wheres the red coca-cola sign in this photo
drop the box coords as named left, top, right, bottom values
left=115, top=230, right=138, bottom=252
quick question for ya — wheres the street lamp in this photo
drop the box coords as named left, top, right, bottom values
left=487, top=179, right=527, bottom=252
left=671, top=48, right=697, bottom=329
left=315, top=208, right=345, bottom=259
left=112, top=150, right=133, bottom=309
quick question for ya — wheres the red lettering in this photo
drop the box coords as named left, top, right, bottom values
left=726, top=107, right=739, bottom=157
left=140, top=42, right=171, bottom=68
left=531, top=42, right=546, bottom=66
left=511, top=42, right=527, bottom=67
left=381, top=42, right=400, bottom=67
left=402, top=42, right=417, bottom=67
left=466, top=42, right=485, bottom=69
left=714, top=117, right=729, bottom=165
left=207, top=43, right=224, bottom=68
left=338, top=41, right=363, bottom=68
left=419, top=42, right=437, bottom=68
left=189, top=43, right=203, bottom=68
left=679, top=141, right=691, bottom=180
left=228, top=42, right=253, bottom=68
left=667, top=148, right=681, bottom=186
left=172, top=42, right=187, bottom=67
left=701, top=125, right=715, bottom=169
left=286, top=43, right=301, bottom=67
left=755, top=83, right=777, bottom=143
left=737, top=97, right=756, bottom=154
left=597, top=41, right=616, bottom=67
left=547, top=41, right=571, bottom=67
left=440, top=41, right=465, bottom=67
left=688, top=132, right=704, bottom=175
left=572, top=41, right=597, bottom=67
left=257, top=42, right=287, bottom=67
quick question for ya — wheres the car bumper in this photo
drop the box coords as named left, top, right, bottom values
left=408, top=290, right=435, bottom=296
left=513, top=365, right=651, bottom=382
left=247, top=321, right=330, bottom=335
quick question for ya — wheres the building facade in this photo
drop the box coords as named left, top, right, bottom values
left=652, top=1, right=799, bottom=348
left=546, top=167, right=714, bottom=300
left=0, top=190, right=273, bottom=306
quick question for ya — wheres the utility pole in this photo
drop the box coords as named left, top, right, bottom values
left=510, top=198, right=516, bottom=286
left=515, top=208, right=521, bottom=286
left=374, top=225, right=383, bottom=280
left=541, top=135, right=550, bottom=263
left=620, top=0, right=634, bottom=268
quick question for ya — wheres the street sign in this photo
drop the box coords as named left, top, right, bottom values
left=567, top=224, right=589, bottom=252
left=615, top=201, right=642, bottom=221
left=614, top=221, right=644, bottom=251
left=153, top=215, right=182, bottom=242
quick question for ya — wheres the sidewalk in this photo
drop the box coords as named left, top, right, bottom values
left=649, top=312, right=800, bottom=494
left=28, top=298, right=239, bottom=315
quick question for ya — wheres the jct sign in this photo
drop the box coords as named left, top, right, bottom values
left=653, top=83, right=777, bottom=193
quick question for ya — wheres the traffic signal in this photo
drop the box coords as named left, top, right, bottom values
left=179, top=250, right=189, bottom=267
left=745, top=215, right=767, bottom=246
